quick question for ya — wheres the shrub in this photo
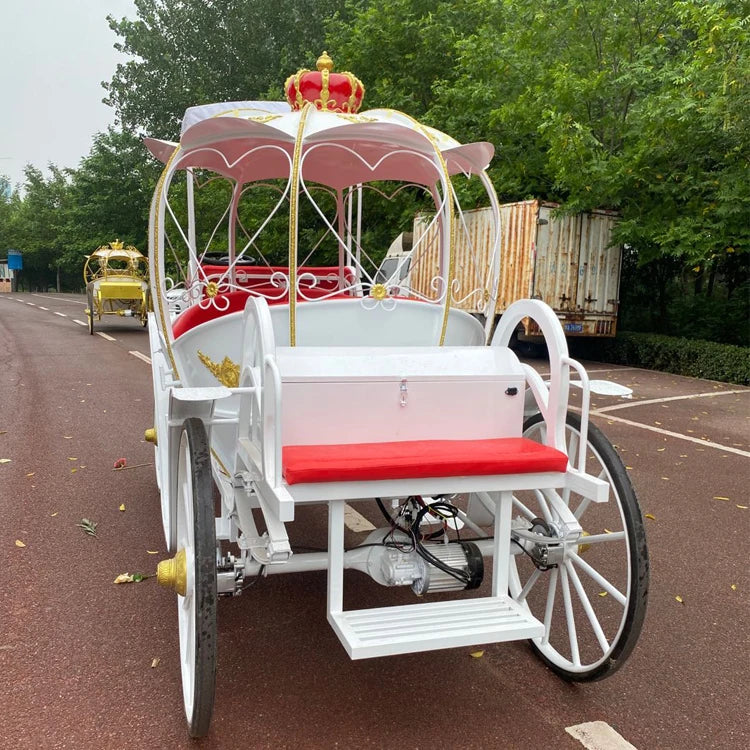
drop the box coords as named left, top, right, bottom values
left=570, top=331, right=750, bottom=386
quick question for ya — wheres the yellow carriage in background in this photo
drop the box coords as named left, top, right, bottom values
left=84, top=240, right=150, bottom=334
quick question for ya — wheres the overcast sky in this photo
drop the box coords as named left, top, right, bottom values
left=0, top=0, right=136, bottom=191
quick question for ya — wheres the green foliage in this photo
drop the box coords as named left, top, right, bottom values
left=8, top=165, right=73, bottom=290
left=618, top=248, right=749, bottom=345
left=105, top=0, right=353, bottom=138
left=2, top=0, right=747, bottom=339
left=61, top=128, right=160, bottom=269
left=570, top=330, right=750, bottom=385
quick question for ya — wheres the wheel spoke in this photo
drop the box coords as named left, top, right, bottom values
left=570, top=551, right=626, bottom=605
left=533, top=489, right=553, bottom=525
left=541, top=566, right=559, bottom=646
left=573, top=496, right=592, bottom=521
left=566, top=561, right=610, bottom=656
left=517, top=568, right=542, bottom=603
left=512, top=496, right=537, bottom=521
left=560, top=565, right=580, bottom=667
left=579, top=531, right=626, bottom=545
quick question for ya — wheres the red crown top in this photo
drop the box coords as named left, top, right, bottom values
left=285, top=52, right=365, bottom=114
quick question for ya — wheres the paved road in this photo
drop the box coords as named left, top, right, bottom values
left=1, top=293, right=748, bottom=749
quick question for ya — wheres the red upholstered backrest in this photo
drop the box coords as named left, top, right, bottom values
left=171, top=265, right=356, bottom=339
left=172, top=291, right=250, bottom=339
left=200, top=265, right=354, bottom=294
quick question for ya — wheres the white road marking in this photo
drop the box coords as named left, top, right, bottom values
left=344, top=504, right=376, bottom=532
left=96, top=332, right=116, bottom=341
left=54, top=312, right=67, bottom=317
left=596, top=389, right=748, bottom=413
left=73, top=319, right=86, bottom=326
left=31, top=293, right=86, bottom=305
left=38, top=306, right=49, bottom=311
left=566, top=721, right=637, bottom=749
left=129, top=350, right=152, bottom=365
left=591, top=410, right=750, bottom=457
left=26, top=302, right=36, bottom=306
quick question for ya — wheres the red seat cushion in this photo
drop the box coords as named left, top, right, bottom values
left=282, top=437, right=568, bottom=485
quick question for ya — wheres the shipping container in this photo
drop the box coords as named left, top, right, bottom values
left=407, top=200, right=622, bottom=338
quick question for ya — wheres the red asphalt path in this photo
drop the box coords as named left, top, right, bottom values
left=1, top=293, right=748, bottom=749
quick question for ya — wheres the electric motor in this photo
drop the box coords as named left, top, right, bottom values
left=411, top=541, right=484, bottom=595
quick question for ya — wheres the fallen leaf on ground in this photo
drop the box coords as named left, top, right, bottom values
left=77, top=518, right=98, bottom=537
left=657, top=448, right=665, bottom=452
left=645, top=513, right=656, bottom=520
left=50, top=512, right=58, bottom=517
left=675, top=595, right=684, bottom=604
left=113, top=458, right=127, bottom=469
left=598, top=592, right=608, bottom=597
left=151, top=658, right=160, bottom=668
left=15, top=540, right=26, bottom=548
left=67, top=457, right=77, bottom=461
left=0, top=459, right=11, bottom=464
left=470, top=650, right=484, bottom=658
left=63, top=436, right=72, bottom=439
left=70, top=468, right=77, bottom=473
left=731, top=584, right=737, bottom=591
left=146, top=550, right=158, bottom=555
left=119, top=504, right=126, bottom=512
left=113, top=572, right=149, bottom=584
left=661, top=476, right=670, bottom=480
left=737, top=505, right=748, bottom=510
left=625, top=466, right=634, bottom=470
left=26, top=472, right=35, bottom=477
left=713, top=496, right=729, bottom=501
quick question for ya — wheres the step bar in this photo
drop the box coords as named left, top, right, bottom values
left=329, top=596, right=544, bottom=659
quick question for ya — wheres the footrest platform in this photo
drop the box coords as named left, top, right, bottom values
left=329, top=596, right=545, bottom=659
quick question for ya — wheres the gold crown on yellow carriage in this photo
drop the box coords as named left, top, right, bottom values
left=285, top=52, right=365, bottom=113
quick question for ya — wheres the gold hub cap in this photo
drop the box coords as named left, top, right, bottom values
left=157, top=548, right=187, bottom=596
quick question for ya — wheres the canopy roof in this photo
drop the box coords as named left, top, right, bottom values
left=144, top=101, right=494, bottom=189
left=89, top=245, right=145, bottom=262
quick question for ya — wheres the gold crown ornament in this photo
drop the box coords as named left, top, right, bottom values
left=285, top=52, right=365, bottom=113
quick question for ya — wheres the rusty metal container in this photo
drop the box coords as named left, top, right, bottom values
left=411, top=200, right=622, bottom=337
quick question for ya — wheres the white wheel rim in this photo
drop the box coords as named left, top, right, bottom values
left=510, top=420, right=634, bottom=673
left=175, top=430, right=196, bottom=719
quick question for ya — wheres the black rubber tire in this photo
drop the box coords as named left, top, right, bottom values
left=519, top=411, right=649, bottom=681
left=178, top=418, right=217, bottom=737
left=87, top=289, right=95, bottom=335
left=140, top=289, right=150, bottom=327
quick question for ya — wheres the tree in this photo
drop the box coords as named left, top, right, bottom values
left=105, top=0, right=354, bottom=138
left=60, top=128, right=160, bottom=269
left=10, top=166, right=72, bottom=290
left=0, top=175, right=21, bottom=253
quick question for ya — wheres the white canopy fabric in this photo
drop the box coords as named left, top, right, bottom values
left=145, top=101, right=494, bottom=190
left=180, top=100, right=290, bottom=134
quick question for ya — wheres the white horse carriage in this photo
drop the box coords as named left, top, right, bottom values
left=144, top=54, right=648, bottom=737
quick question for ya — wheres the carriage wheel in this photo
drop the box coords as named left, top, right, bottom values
left=509, top=411, right=649, bottom=681
left=87, top=290, right=95, bottom=335
left=174, top=418, right=217, bottom=737
left=140, top=290, right=149, bottom=327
